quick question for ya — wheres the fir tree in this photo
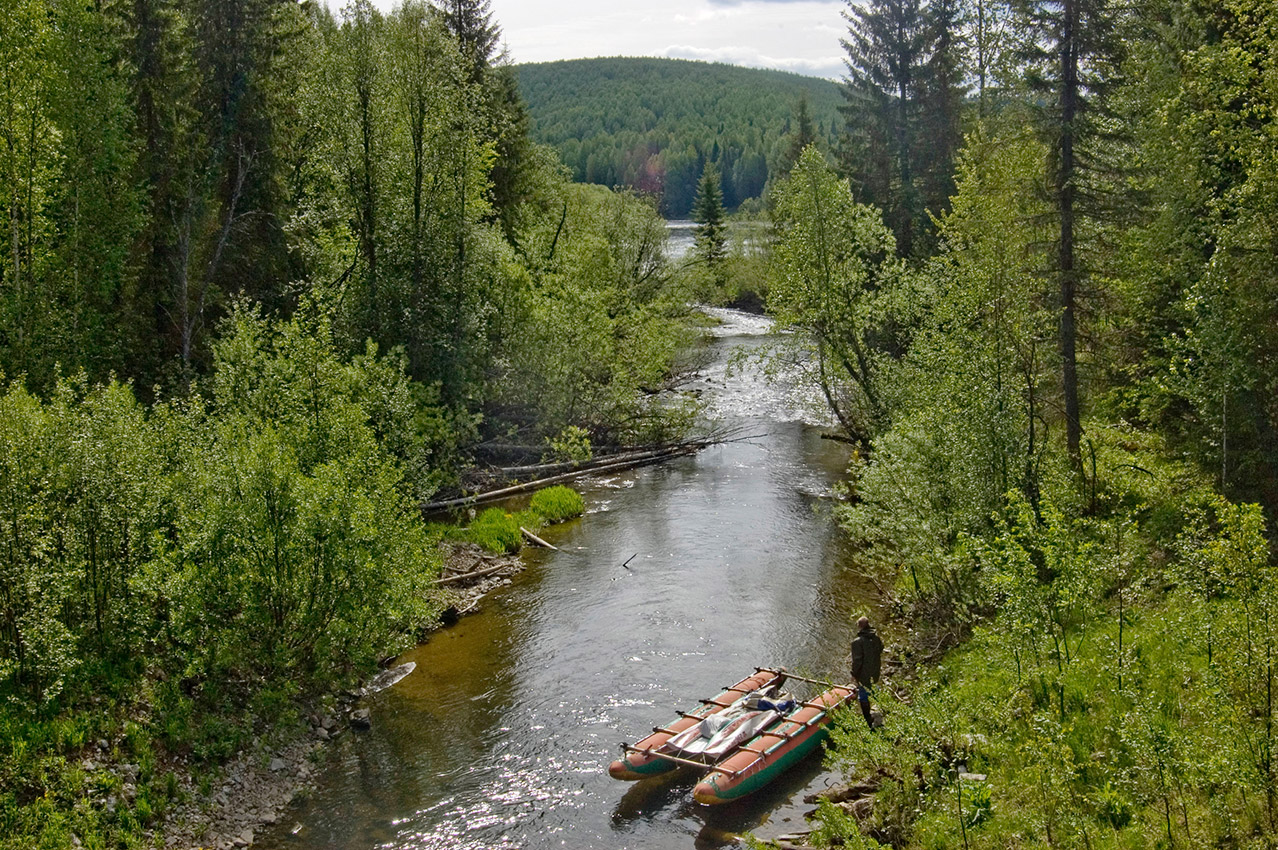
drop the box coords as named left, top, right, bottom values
left=1012, top=0, right=1126, bottom=462
left=436, top=0, right=499, bottom=85
left=779, top=94, right=818, bottom=175
left=839, top=0, right=964, bottom=258
left=692, top=162, right=727, bottom=269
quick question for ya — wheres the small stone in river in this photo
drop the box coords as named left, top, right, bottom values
left=350, top=708, right=372, bottom=730
left=233, top=829, right=253, bottom=847
left=313, top=726, right=329, bottom=741
left=269, top=758, right=287, bottom=772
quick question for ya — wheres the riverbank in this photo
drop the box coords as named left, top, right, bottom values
left=769, top=428, right=1278, bottom=850
left=159, top=537, right=533, bottom=849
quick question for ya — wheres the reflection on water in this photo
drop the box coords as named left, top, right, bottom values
left=259, top=310, right=874, bottom=850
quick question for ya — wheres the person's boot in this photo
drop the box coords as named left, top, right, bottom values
left=860, top=699, right=874, bottom=730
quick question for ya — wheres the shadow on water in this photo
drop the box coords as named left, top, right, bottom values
left=258, top=309, right=879, bottom=850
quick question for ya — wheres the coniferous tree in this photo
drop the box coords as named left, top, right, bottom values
left=436, top=0, right=499, bottom=86
left=1012, top=0, right=1125, bottom=462
left=779, top=95, right=818, bottom=176
left=839, top=0, right=964, bottom=258
left=692, top=162, right=727, bottom=269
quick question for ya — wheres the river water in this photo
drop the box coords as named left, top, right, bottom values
left=259, top=309, right=875, bottom=850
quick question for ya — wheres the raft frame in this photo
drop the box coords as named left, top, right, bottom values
left=608, top=666, right=857, bottom=804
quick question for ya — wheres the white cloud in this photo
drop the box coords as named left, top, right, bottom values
left=660, top=44, right=844, bottom=79
left=482, top=0, right=846, bottom=79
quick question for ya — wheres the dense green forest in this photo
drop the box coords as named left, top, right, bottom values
left=516, top=58, right=843, bottom=216
left=758, top=0, right=1278, bottom=845
left=0, top=1, right=696, bottom=846
left=3, top=0, right=1278, bottom=843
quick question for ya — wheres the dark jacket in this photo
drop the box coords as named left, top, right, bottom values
left=851, top=626, right=883, bottom=685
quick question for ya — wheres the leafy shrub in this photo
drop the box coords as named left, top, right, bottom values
left=961, top=779, right=993, bottom=828
left=1096, top=781, right=1132, bottom=829
left=545, top=426, right=592, bottom=463
left=528, top=486, right=585, bottom=523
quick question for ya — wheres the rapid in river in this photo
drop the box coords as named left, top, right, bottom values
left=259, top=308, right=877, bottom=850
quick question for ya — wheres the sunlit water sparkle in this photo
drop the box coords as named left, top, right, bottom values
left=258, top=309, right=877, bottom=850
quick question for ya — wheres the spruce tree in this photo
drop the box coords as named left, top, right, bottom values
left=1012, top=0, right=1125, bottom=462
left=692, top=162, right=728, bottom=269
left=436, top=0, right=499, bottom=86
left=779, top=94, right=818, bottom=175
left=839, top=0, right=964, bottom=258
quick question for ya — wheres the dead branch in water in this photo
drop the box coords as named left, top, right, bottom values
left=520, top=527, right=558, bottom=550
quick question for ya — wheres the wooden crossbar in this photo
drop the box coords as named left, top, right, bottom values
left=623, top=745, right=733, bottom=775
left=755, top=667, right=853, bottom=691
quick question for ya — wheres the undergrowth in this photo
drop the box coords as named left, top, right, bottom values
left=798, top=425, right=1278, bottom=849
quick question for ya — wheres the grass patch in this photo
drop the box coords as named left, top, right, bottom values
left=528, top=485, right=585, bottom=523
left=437, top=486, right=587, bottom=554
left=467, top=508, right=525, bottom=554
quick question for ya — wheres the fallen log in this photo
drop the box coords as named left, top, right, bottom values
left=422, top=445, right=699, bottom=512
left=498, top=446, right=688, bottom=477
left=520, top=527, right=558, bottom=550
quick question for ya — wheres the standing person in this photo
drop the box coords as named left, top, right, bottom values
left=850, top=615, right=883, bottom=729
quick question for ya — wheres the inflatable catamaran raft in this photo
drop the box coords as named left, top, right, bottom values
left=608, top=667, right=855, bottom=804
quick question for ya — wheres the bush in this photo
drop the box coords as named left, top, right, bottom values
left=528, top=486, right=585, bottom=523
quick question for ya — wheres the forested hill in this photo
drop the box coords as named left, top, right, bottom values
left=516, top=58, right=843, bottom=216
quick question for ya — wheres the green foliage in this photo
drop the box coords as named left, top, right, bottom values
left=516, top=57, right=844, bottom=215
left=528, top=486, right=585, bottom=523
left=693, top=162, right=728, bottom=270
left=1120, top=0, right=1278, bottom=511
left=493, top=182, right=696, bottom=444
left=827, top=458, right=1278, bottom=848
left=840, top=0, right=966, bottom=257
left=0, top=307, right=450, bottom=847
left=544, top=426, right=592, bottom=463
left=807, top=798, right=884, bottom=849
left=769, top=146, right=912, bottom=444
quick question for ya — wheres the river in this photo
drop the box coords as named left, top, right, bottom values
left=258, top=309, right=874, bottom=850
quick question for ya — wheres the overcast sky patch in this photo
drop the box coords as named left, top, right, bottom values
left=479, top=0, right=847, bottom=80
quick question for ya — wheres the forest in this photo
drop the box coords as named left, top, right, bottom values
left=2, top=0, right=1278, bottom=844
left=516, top=58, right=843, bottom=216
left=0, top=0, right=698, bottom=846
left=754, top=0, right=1278, bottom=845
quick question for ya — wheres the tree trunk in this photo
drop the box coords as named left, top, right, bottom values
left=1058, top=0, right=1082, bottom=463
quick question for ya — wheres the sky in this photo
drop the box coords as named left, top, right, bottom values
left=485, top=0, right=849, bottom=81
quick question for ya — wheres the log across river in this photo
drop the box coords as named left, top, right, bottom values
left=258, top=308, right=879, bottom=850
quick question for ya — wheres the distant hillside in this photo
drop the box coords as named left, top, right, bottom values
left=516, top=58, right=844, bottom=217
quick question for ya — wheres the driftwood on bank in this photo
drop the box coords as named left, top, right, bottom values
left=433, top=561, right=514, bottom=586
